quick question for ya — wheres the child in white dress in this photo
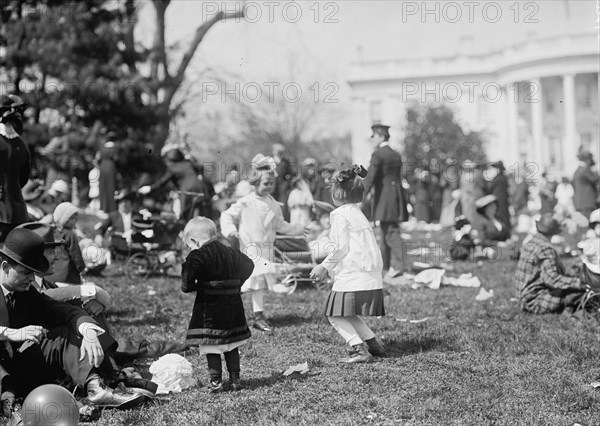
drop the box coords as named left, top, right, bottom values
left=220, top=154, right=304, bottom=333
left=310, top=165, right=387, bottom=363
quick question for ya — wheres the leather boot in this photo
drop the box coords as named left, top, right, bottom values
left=85, top=373, right=145, bottom=409
left=229, top=372, right=242, bottom=392
left=365, top=337, right=388, bottom=357
left=340, top=343, right=373, bottom=364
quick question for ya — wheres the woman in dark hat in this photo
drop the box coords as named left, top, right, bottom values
left=0, top=94, right=30, bottom=242
left=139, top=146, right=207, bottom=221
left=474, top=194, right=510, bottom=247
left=486, top=161, right=511, bottom=229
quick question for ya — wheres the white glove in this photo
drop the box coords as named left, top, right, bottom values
left=139, top=185, right=151, bottom=195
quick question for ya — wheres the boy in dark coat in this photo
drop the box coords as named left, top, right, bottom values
left=181, top=217, right=254, bottom=393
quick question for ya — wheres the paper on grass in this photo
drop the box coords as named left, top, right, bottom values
left=283, top=362, right=309, bottom=376
left=475, top=288, right=494, bottom=301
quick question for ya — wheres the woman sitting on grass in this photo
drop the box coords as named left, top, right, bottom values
left=310, top=165, right=387, bottom=364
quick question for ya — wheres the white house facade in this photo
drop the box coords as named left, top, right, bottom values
left=348, top=32, right=599, bottom=177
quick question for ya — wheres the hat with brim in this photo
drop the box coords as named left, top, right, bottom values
left=16, top=222, right=65, bottom=247
left=475, top=194, right=498, bottom=214
left=536, top=213, right=562, bottom=236
left=0, top=228, right=49, bottom=274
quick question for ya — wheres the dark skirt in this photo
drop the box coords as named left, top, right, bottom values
left=324, top=289, right=385, bottom=317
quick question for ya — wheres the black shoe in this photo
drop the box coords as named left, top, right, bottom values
left=209, top=380, right=224, bottom=393
left=85, top=373, right=146, bottom=409
left=365, top=337, right=388, bottom=357
left=253, top=318, right=273, bottom=333
left=229, top=373, right=242, bottom=392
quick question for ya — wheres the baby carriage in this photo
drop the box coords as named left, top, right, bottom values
left=273, top=235, right=332, bottom=292
left=122, top=217, right=185, bottom=280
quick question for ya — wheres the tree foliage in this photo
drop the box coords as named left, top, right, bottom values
left=402, top=103, right=487, bottom=169
left=0, top=0, right=244, bottom=180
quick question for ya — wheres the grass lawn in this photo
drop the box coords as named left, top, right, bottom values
left=76, top=229, right=600, bottom=426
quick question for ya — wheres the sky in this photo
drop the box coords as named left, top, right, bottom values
left=136, top=0, right=596, bottom=141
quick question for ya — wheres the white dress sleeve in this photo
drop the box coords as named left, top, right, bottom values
left=321, top=213, right=349, bottom=273
left=220, top=199, right=243, bottom=237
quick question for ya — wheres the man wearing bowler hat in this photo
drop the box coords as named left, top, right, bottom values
left=363, top=124, right=409, bottom=272
left=0, top=228, right=144, bottom=424
left=515, top=214, right=587, bottom=314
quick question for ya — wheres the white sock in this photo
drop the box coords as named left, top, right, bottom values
left=328, top=316, right=363, bottom=346
left=347, top=316, right=375, bottom=341
left=251, top=290, right=265, bottom=314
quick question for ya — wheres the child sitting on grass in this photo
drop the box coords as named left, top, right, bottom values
left=448, top=215, right=475, bottom=261
left=310, top=165, right=387, bottom=363
left=181, top=217, right=254, bottom=393
left=220, top=154, right=304, bottom=333
left=46, top=201, right=87, bottom=284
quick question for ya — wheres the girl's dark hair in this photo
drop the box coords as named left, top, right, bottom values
left=330, top=165, right=367, bottom=204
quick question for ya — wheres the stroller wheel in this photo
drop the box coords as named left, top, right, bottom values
left=126, top=253, right=151, bottom=281
left=582, top=292, right=600, bottom=321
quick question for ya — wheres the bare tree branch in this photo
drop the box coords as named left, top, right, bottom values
left=163, top=1, right=245, bottom=108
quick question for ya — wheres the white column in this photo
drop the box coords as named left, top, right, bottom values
left=351, top=97, right=370, bottom=165
left=562, top=74, right=577, bottom=174
left=530, top=78, right=545, bottom=170
left=504, top=84, right=520, bottom=169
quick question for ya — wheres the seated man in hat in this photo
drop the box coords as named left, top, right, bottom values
left=94, top=190, right=141, bottom=251
left=515, top=214, right=587, bottom=314
left=0, top=228, right=145, bottom=424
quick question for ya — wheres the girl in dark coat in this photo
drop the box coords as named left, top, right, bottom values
left=181, top=217, right=254, bottom=393
left=98, top=142, right=118, bottom=213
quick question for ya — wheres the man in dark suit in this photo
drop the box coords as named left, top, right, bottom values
left=363, top=124, right=409, bottom=271
left=573, top=151, right=599, bottom=218
left=94, top=190, right=142, bottom=254
left=0, top=229, right=144, bottom=424
left=0, top=95, right=30, bottom=243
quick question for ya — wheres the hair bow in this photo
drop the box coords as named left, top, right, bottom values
left=335, top=164, right=367, bottom=183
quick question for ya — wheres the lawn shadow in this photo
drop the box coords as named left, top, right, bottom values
left=269, top=313, right=319, bottom=328
left=386, top=336, right=456, bottom=357
left=244, top=371, right=318, bottom=390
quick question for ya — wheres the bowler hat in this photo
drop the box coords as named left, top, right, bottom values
left=0, top=228, right=49, bottom=274
left=536, top=214, right=562, bottom=236
left=16, top=222, right=65, bottom=247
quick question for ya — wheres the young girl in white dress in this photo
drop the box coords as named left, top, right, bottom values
left=220, top=154, right=304, bottom=333
left=310, top=165, right=387, bottom=363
